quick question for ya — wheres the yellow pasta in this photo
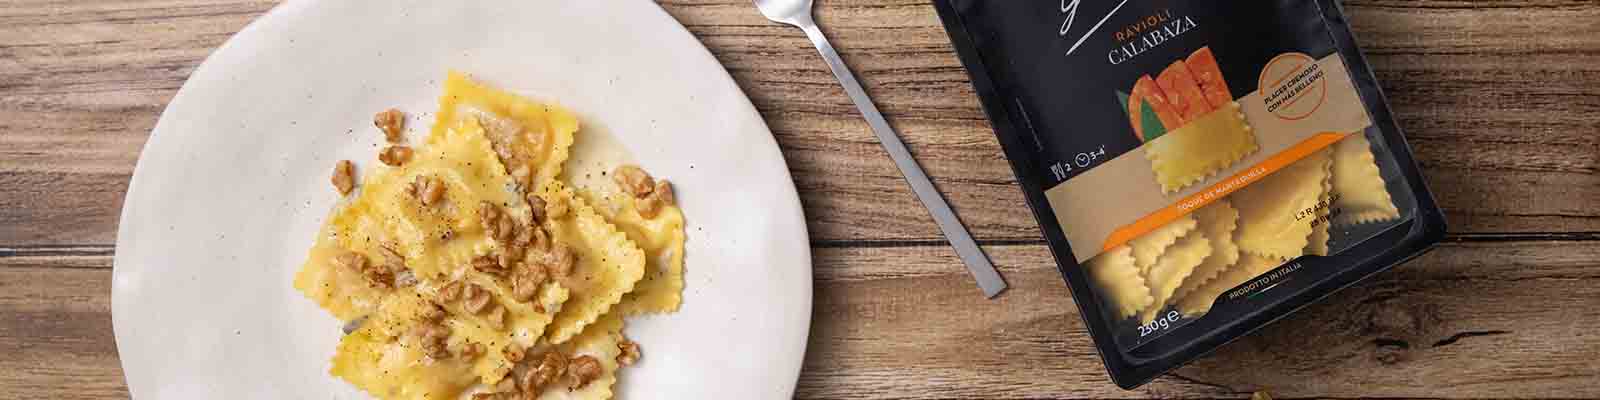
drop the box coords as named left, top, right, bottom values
left=1137, top=230, right=1212, bottom=324
left=1175, top=253, right=1282, bottom=317
left=1129, top=214, right=1198, bottom=273
left=1143, top=103, right=1259, bottom=193
left=534, top=313, right=626, bottom=400
left=583, top=189, right=687, bottom=316
left=1305, top=174, right=1334, bottom=256
left=1085, top=246, right=1153, bottom=320
left=330, top=290, right=493, bottom=400
left=433, top=71, right=580, bottom=193
left=1173, top=200, right=1240, bottom=300
left=293, top=218, right=397, bottom=322
left=536, top=180, right=646, bottom=344
left=1230, top=148, right=1332, bottom=260
left=1331, top=133, right=1401, bottom=226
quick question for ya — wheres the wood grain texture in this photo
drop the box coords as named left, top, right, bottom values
left=4, top=242, right=1597, bottom=398
left=2, top=0, right=1599, bottom=399
left=3, top=1, right=1600, bottom=245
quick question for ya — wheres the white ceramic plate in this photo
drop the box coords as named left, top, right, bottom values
left=111, top=1, right=811, bottom=398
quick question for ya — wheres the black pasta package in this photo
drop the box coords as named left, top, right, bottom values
left=932, top=0, right=1446, bottom=388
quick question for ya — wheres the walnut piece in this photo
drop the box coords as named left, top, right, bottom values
left=635, top=180, right=675, bottom=219
left=483, top=305, right=505, bottom=330
left=616, top=339, right=641, bottom=366
left=472, top=253, right=506, bottom=276
left=334, top=251, right=392, bottom=288
left=378, top=246, right=406, bottom=273
left=519, top=351, right=567, bottom=393
left=504, top=343, right=527, bottom=363
left=409, top=175, right=446, bottom=206
left=459, top=342, right=486, bottom=359
left=378, top=145, right=413, bottom=166
left=567, top=355, right=603, bottom=389
left=511, top=265, right=547, bottom=302
left=438, top=280, right=464, bottom=302
left=536, top=244, right=577, bottom=278
left=612, top=165, right=655, bottom=198
left=331, top=160, right=356, bottom=195
left=525, top=194, right=547, bottom=222
left=479, top=201, right=518, bottom=241
left=374, top=108, right=405, bottom=143
left=462, top=283, right=493, bottom=314
left=410, top=321, right=450, bottom=360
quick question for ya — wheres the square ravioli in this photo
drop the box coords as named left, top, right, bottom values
left=1143, top=102, right=1259, bottom=193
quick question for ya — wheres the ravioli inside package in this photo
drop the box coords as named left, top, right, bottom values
left=935, top=0, right=1446, bottom=389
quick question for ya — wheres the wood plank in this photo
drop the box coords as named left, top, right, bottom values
left=801, top=240, right=1600, bottom=399
left=2, top=2, right=1598, bottom=246
left=0, top=257, right=127, bottom=400
left=3, top=2, right=1600, bottom=246
left=5, top=240, right=1598, bottom=398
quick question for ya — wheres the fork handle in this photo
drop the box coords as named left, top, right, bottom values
left=798, top=23, right=1007, bottom=298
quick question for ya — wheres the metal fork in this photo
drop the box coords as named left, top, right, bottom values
left=755, top=0, right=1007, bottom=298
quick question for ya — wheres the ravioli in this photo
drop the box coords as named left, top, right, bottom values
left=1173, top=201, right=1240, bottom=300
left=1128, top=214, right=1198, bottom=273
left=1175, top=253, right=1282, bottom=317
left=583, top=189, right=687, bottom=315
left=535, top=314, right=626, bottom=400
left=1230, top=148, right=1332, bottom=260
left=1143, top=102, right=1259, bottom=193
left=330, top=290, right=493, bottom=400
left=1331, top=133, right=1401, bottom=226
left=535, top=180, right=646, bottom=344
left=1305, top=173, right=1334, bottom=256
left=1137, top=230, right=1212, bottom=324
left=1086, top=246, right=1152, bottom=320
left=433, top=71, right=580, bottom=193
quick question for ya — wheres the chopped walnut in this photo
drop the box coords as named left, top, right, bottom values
left=438, top=280, right=464, bottom=302
left=420, top=302, right=446, bottom=322
left=331, top=160, right=356, bottom=195
left=334, top=251, right=391, bottom=288
left=567, top=355, right=603, bottom=389
left=635, top=180, right=675, bottom=219
left=613, top=165, right=655, bottom=197
left=498, top=247, right=520, bottom=270
left=472, top=253, right=506, bottom=276
left=411, top=321, right=450, bottom=360
left=511, top=266, right=548, bottom=302
left=536, top=244, right=577, bottom=278
left=616, top=339, right=641, bottom=366
left=519, top=352, right=567, bottom=393
left=378, top=246, right=406, bottom=272
left=374, top=108, right=405, bottom=143
left=525, top=194, right=547, bottom=223
left=409, top=175, right=446, bottom=206
left=479, top=201, right=517, bottom=241
left=459, top=342, right=486, bottom=359
left=378, top=145, right=413, bottom=166
left=394, top=270, right=418, bottom=287
left=504, top=344, right=527, bottom=363
left=462, top=283, right=493, bottom=314
left=484, top=305, right=506, bottom=330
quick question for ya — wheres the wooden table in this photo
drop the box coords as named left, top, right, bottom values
left=4, top=1, right=1598, bottom=398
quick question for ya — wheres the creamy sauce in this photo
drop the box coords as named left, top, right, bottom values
left=561, top=121, right=636, bottom=202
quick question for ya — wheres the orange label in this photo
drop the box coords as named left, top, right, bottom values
left=1101, top=132, right=1348, bottom=253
